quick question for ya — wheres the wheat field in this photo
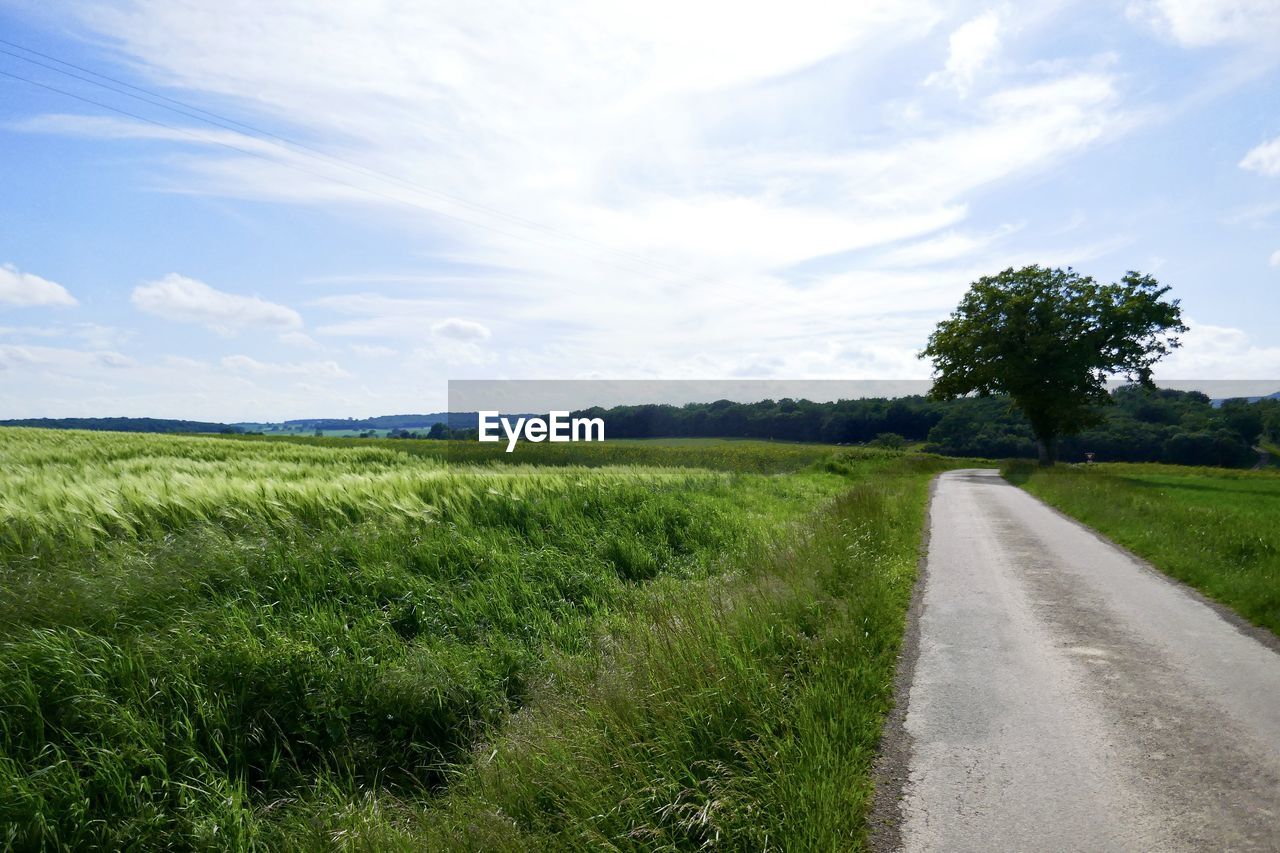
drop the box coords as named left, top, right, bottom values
left=0, top=428, right=951, bottom=849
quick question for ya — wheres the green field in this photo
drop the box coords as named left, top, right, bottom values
left=0, top=428, right=954, bottom=849
left=224, top=432, right=847, bottom=474
left=1005, top=462, right=1280, bottom=635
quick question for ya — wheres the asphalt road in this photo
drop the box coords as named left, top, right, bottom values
left=888, top=469, right=1280, bottom=852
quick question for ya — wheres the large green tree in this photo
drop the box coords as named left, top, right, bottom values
left=921, top=265, right=1187, bottom=466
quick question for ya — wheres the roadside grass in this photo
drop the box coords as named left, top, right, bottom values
left=269, top=456, right=950, bottom=850
left=0, top=428, right=951, bottom=849
left=1004, top=461, right=1280, bottom=635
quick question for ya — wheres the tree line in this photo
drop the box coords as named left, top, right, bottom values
left=0, top=417, right=241, bottom=434
left=571, top=387, right=1280, bottom=467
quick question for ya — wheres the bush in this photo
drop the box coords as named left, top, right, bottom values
left=867, top=432, right=907, bottom=450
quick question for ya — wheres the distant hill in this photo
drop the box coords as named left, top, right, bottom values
left=1212, top=391, right=1280, bottom=407
left=269, top=413, right=454, bottom=430
left=0, top=417, right=242, bottom=434
left=0, top=413, right=481, bottom=435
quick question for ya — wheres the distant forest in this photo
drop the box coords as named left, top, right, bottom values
left=573, top=387, right=1280, bottom=467
left=5, top=388, right=1278, bottom=467
left=0, top=417, right=241, bottom=434
left=0, top=414, right=457, bottom=435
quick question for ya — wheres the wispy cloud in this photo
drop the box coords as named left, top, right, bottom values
left=872, top=225, right=1023, bottom=268
left=1127, top=0, right=1280, bottom=46
left=42, top=4, right=1120, bottom=289
left=221, top=354, right=350, bottom=378
left=10, top=113, right=284, bottom=155
left=0, top=343, right=133, bottom=371
left=132, top=274, right=302, bottom=335
left=6, top=0, right=1268, bottom=409
left=278, top=331, right=321, bottom=349
left=312, top=293, right=498, bottom=340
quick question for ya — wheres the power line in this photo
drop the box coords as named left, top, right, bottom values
left=0, top=37, right=707, bottom=284
left=0, top=37, right=276, bottom=137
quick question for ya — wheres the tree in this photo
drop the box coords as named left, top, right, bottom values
left=1217, top=399, right=1264, bottom=445
left=921, top=266, right=1187, bottom=465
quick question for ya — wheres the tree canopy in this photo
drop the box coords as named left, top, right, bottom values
left=920, top=265, right=1187, bottom=464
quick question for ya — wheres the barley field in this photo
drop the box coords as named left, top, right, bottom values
left=0, top=428, right=954, bottom=849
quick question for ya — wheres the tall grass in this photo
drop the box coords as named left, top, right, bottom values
left=225, top=432, right=845, bottom=474
left=407, top=465, right=944, bottom=851
left=0, top=428, right=948, bottom=849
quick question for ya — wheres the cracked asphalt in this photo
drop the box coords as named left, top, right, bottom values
left=885, top=469, right=1280, bottom=852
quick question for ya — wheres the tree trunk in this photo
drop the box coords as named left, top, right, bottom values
left=1036, top=435, right=1058, bottom=467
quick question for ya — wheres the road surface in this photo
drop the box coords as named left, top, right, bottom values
left=886, top=469, right=1280, bottom=852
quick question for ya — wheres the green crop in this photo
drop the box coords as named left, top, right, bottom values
left=0, top=428, right=955, bottom=849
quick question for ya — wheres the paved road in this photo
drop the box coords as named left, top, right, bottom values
left=894, top=469, right=1280, bottom=852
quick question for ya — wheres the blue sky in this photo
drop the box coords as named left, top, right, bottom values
left=1, top=0, right=1278, bottom=420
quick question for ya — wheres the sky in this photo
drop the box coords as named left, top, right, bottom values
left=1, top=0, right=1278, bottom=420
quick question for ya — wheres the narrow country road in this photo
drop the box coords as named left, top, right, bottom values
left=888, top=469, right=1280, bottom=852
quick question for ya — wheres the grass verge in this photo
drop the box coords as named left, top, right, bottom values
left=1004, top=461, right=1280, bottom=635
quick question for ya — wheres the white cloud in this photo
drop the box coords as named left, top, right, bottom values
left=221, top=354, right=351, bottom=378
left=132, top=274, right=302, bottom=335
left=78, top=1, right=941, bottom=106
left=0, top=263, right=78, bottom=308
left=927, top=11, right=1002, bottom=93
left=1240, top=136, right=1280, bottom=176
left=0, top=323, right=132, bottom=350
left=431, top=318, right=490, bottom=341
left=795, top=74, right=1122, bottom=212
left=1159, top=320, right=1280, bottom=377
left=1269, top=249, right=1280, bottom=267
left=1128, top=0, right=1280, bottom=46
left=36, top=1, right=1093, bottom=281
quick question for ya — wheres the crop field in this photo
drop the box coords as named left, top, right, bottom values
left=1005, top=462, right=1280, bottom=635
left=0, top=428, right=956, bottom=849
left=225, top=432, right=847, bottom=474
